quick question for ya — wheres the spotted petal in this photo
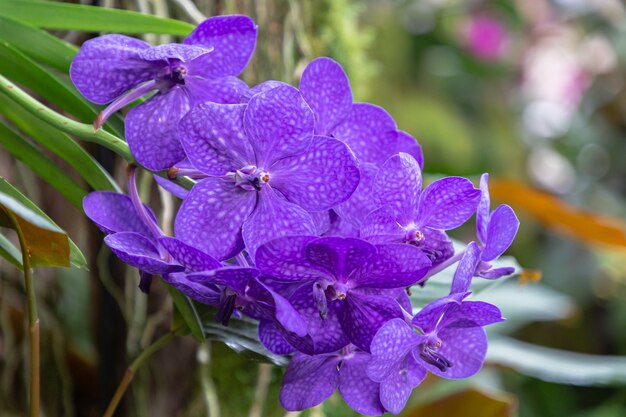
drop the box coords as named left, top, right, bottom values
left=368, top=318, right=422, bottom=382
left=420, top=326, right=487, bottom=379
left=299, top=57, right=352, bottom=135
left=341, top=293, right=404, bottom=352
left=360, top=205, right=405, bottom=244
left=338, top=352, right=385, bottom=416
left=178, top=102, right=253, bottom=175
left=105, top=232, right=181, bottom=274
left=270, top=136, right=360, bottom=211
left=255, top=235, right=322, bottom=281
left=449, top=242, right=481, bottom=295
left=184, top=15, right=257, bottom=78
left=279, top=353, right=339, bottom=411
left=139, top=43, right=213, bottom=62
left=126, top=87, right=190, bottom=170
left=304, top=237, right=377, bottom=280
left=394, top=130, right=424, bottom=169
left=334, top=163, right=380, bottom=229
left=258, top=321, right=295, bottom=355
left=376, top=153, right=422, bottom=223
left=83, top=192, right=155, bottom=236
left=242, top=187, right=316, bottom=259
left=417, top=176, right=481, bottom=230
left=440, top=301, right=505, bottom=329
left=379, top=356, right=426, bottom=414
left=70, top=34, right=155, bottom=104
left=175, top=177, right=256, bottom=260
left=158, top=236, right=221, bottom=271
left=332, top=103, right=397, bottom=165
left=477, top=173, right=490, bottom=244
left=244, top=85, right=314, bottom=166
left=185, top=75, right=249, bottom=105
left=482, top=204, right=519, bottom=262
left=352, top=243, right=431, bottom=289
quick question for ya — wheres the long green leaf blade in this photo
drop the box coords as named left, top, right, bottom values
left=0, top=178, right=87, bottom=269
left=0, top=122, right=87, bottom=208
left=0, top=94, right=119, bottom=192
left=0, top=232, right=22, bottom=269
left=0, top=1, right=194, bottom=35
left=0, top=15, right=76, bottom=72
left=487, top=337, right=626, bottom=386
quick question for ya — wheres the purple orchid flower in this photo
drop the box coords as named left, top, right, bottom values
left=299, top=57, right=425, bottom=229
left=361, top=153, right=481, bottom=265
left=280, top=345, right=385, bottom=416
left=70, top=15, right=257, bottom=170
left=475, top=173, right=520, bottom=278
left=83, top=167, right=183, bottom=293
left=174, top=85, right=360, bottom=260
left=255, top=236, right=431, bottom=353
left=366, top=247, right=504, bottom=414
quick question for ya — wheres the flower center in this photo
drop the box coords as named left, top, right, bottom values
left=404, top=226, right=425, bottom=245
left=231, top=165, right=270, bottom=191
left=418, top=338, right=452, bottom=372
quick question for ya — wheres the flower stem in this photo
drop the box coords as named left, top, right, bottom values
left=13, top=213, right=40, bottom=417
left=0, top=74, right=196, bottom=190
left=421, top=249, right=466, bottom=282
left=102, top=327, right=183, bottom=417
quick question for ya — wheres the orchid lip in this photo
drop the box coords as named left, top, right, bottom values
left=418, top=342, right=452, bottom=372
left=230, top=165, right=270, bottom=191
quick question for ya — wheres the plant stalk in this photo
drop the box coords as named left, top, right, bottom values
left=102, top=328, right=182, bottom=417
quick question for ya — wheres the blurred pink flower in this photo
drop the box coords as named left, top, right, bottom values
left=463, top=14, right=509, bottom=60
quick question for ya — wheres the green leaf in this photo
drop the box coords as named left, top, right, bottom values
left=487, top=337, right=626, bottom=386
left=202, top=317, right=288, bottom=366
left=0, top=232, right=22, bottom=269
left=0, top=1, right=194, bottom=35
left=480, top=282, right=576, bottom=334
left=0, top=122, right=87, bottom=208
left=0, top=41, right=124, bottom=136
left=0, top=190, right=69, bottom=268
left=166, top=284, right=205, bottom=342
left=0, top=178, right=87, bottom=269
left=0, top=94, right=120, bottom=193
left=0, top=15, right=76, bottom=72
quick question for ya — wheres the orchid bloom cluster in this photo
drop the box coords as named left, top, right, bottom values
left=72, top=15, right=520, bottom=415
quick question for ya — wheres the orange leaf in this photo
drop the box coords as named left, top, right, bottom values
left=490, top=179, right=626, bottom=250
left=404, top=388, right=517, bottom=417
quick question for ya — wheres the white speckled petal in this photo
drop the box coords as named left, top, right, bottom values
left=158, top=236, right=222, bottom=272
left=334, top=163, right=381, bottom=229
left=255, top=235, right=322, bottom=281
left=242, top=187, right=316, bottom=259
left=279, top=353, right=339, bottom=411
left=185, top=75, right=249, bottom=105
left=367, top=318, right=422, bottom=382
left=379, top=355, right=426, bottom=414
left=482, top=204, right=519, bottom=262
left=353, top=243, right=431, bottom=289
left=270, top=136, right=360, bottom=211
left=338, top=352, right=385, bottom=416
left=417, top=176, right=481, bottom=230
left=178, top=102, right=253, bottom=175
left=83, top=191, right=156, bottom=236
left=244, top=85, right=314, bottom=166
left=70, top=34, right=155, bottom=104
left=299, top=57, right=352, bottom=135
left=125, top=87, right=190, bottom=170
left=376, top=153, right=422, bottom=223
left=477, top=173, right=490, bottom=245
left=184, top=15, right=257, bottom=77
left=258, top=321, right=295, bottom=355
left=105, top=232, right=180, bottom=274
left=449, top=241, right=481, bottom=294
left=331, top=103, right=397, bottom=165
left=174, top=177, right=255, bottom=260
left=341, top=293, right=404, bottom=352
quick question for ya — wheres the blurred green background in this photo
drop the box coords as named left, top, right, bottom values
left=0, top=1, right=625, bottom=416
